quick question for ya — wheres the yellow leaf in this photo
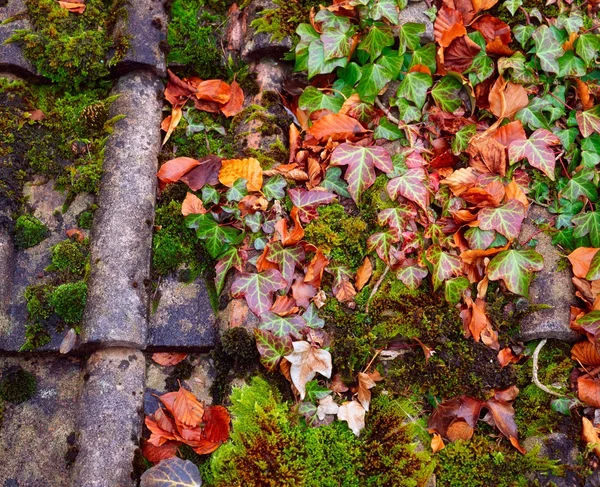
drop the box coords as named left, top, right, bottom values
left=218, top=157, right=263, bottom=192
left=161, top=107, right=182, bottom=146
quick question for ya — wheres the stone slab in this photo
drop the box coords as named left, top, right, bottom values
left=0, top=354, right=83, bottom=487
left=112, top=0, right=167, bottom=77
left=0, top=179, right=94, bottom=352
left=240, top=0, right=293, bottom=62
left=0, top=0, right=38, bottom=78
left=398, top=3, right=434, bottom=44
left=70, top=348, right=145, bottom=487
left=81, top=71, right=163, bottom=350
left=519, top=205, right=579, bottom=342
left=148, top=274, right=217, bottom=349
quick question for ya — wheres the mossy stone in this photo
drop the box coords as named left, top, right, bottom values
left=50, top=239, right=88, bottom=278
left=49, top=281, right=87, bottom=324
left=0, top=366, right=37, bottom=404
left=14, top=215, right=48, bottom=249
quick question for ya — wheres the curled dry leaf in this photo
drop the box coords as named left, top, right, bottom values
left=497, top=347, right=520, bottom=367
left=578, top=374, right=600, bottom=408
left=181, top=193, right=206, bottom=217
left=446, top=420, right=474, bottom=441
left=157, top=157, right=201, bottom=189
left=356, top=372, right=377, bottom=411
left=152, top=352, right=188, bottom=367
left=284, top=341, right=333, bottom=399
left=141, top=440, right=179, bottom=463
left=220, top=81, right=245, bottom=117
left=161, top=106, right=183, bottom=146
left=582, top=417, right=600, bottom=457
left=306, top=113, right=366, bottom=143
left=355, top=257, right=373, bottom=291
left=66, top=228, right=85, bottom=242
left=489, top=78, right=529, bottom=120
left=172, top=387, right=205, bottom=427
left=431, top=433, right=445, bottom=453
left=218, top=157, right=263, bottom=192
left=58, top=0, right=86, bottom=13
left=571, top=341, right=600, bottom=366
left=317, top=395, right=339, bottom=420
left=337, top=400, right=366, bottom=436
left=568, top=248, right=599, bottom=278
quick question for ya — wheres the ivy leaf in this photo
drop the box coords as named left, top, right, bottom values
left=573, top=211, right=600, bottom=247
left=557, top=51, right=586, bottom=77
left=411, top=44, right=437, bottom=74
left=586, top=250, right=600, bottom=280
left=265, top=242, right=305, bottom=287
left=259, top=312, right=305, bottom=339
left=396, top=72, right=433, bottom=110
left=302, top=303, right=325, bottom=329
left=254, top=328, right=293, bottom=372
left=445, top=276, right=470, bottom=305
left=478, top=199, right=527, bottom=240
left=186, top=213, right=243, bottom=258
left=298, top=86, right=344, bottom=113
left=356, top=63, right=393, bottom=104
left=487, top=249, right=544, bottom=296
left=426, top=246, right=464, bottom=291
left=295, top=24, right=321, bottom=72
left=305, top=380, right=332, bottom=402
left=516, top=98, right=551, bottom=130
left=374, top=117, right=403, bottom=141
left=532, top=25, right=562, bottom=74
left=359, top=25, right=394, bottom=62
left=330, top=143, right=393, bottom=203
left=576, top=34, right=600, bottom=66
left=396, top=265, right=428, bottom=290
left=367, top=231, right=398, bottom=263
left=503, top=0, right=522, bottom=15
left=452, top=124, right=477, bottom=155
left=322, top=25, right=355, bottom=61
left=215, top=247, right=242, bottom=296
left=231, top=270, right=288, bottom=316
left=577, top=105, right=600, bottom=138
left=513, top=24, right=535, bottom=50
left=202, top=186, right=219, bottom=205
left=432, top=75, right=463, bottom=113
left=321, top=167, right=351, bottom=198
left=498, top=52, right=537, bottom=84
left=396, top=98, right=422, bottom=123
left=378, top=204, right=416, bottom=238
left=288, top=188, right=337, bottom=222
left=560, top=168, right=598, bottom=202
left=464, top=227, right=496, bottom=250
left=508, top=129, right=560, bottom=180
left=556, top=12, right=583, bottom=35
left=370, top=0, right=399, bottom=24
left=308, top=40, right=348, bottom=78
left=398, top=22, right=425, bottom=54
left=225, top=178, right=248, bottom=202
left=262, top=174, right=287, bottom=200
left=386, top=167, right=429, bottom=211
left=140, top=457, right=202, bottom=487
left=285, top=341, right=333, bottom=400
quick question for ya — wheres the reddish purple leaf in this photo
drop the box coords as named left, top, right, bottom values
left=508, top=129, right=560, bottom=181
left=288, top=188, right=337, bottom=223
left=478, top=199, right=526, bottom=240
left=330, top=143, right=393, bottom=203
left=179, top=155, right=222, bottom=190
left=265, top=242, right=305, bottom=288
left=367, top=231, right=399, bottom=263
left=231, top=270, right=287, bottom=316
left=377, top=204, right=417, bottom=238
left=396, top=265, right=428, bottom=290
left=426, top=245, right=463, bottom=290
left=259, top=312, right=305, bottom=339
left=387, top=168, right=430, bottom=211
left=254, top=328, right=293, bottom=372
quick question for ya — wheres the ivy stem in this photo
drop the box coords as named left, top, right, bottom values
left=375, top=97, right=400, bottom=125
left=547, top=91, right=573, bottom=111
left=519, top=6, right=531, bottom=25
left=520, top=228, right=544, bottom=247
left=532, top=339, right=564, bottom=397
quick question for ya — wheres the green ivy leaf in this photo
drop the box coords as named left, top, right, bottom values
left=464, top=227, right=496, bottom=250
left=322, top=25, right=355, bottom=61
left=532, top=25, right=563, bottom=74
left=263, top=174, right=287, bottom=200
left=396, top=72, right=432, bottom=110
left=503, top=0, right=522, bottom=16
left=513, top=24, right=535, bottom=49
left=370, top=0, right=400, bottom=24
left=356, top=63, right=393, bottom=104
left=425, top=246, right=464, bottom=291
left=302, top=303, right=325, bottom=329
left=556, top=12, right=584, bottom=35
left=396, top=265, right=428, bottom=290
left=586, top=249, right=600, bottom=280
left=573, top=211, right=600, bottom=246
left=560, top=168, right=598, bottom=202
left=445, top=276, right=470, bottom=305
left=452, top=124, right=477, bottom=155
left=498, top=52, right=537, bottom=84
left=298, top=86, right=344, bottom=113
left=186, top=213, right=243, bottom=259
left=307, top=40, right=347, bottom=78
left=410, top=44, right=437, bottom=74
left=487, top=249, right=544, bottom=296
left=398, top=22, right=425, bottom=55
left=295, top=24, right=320, bottom=72
left=557, top=51, right=586, bottom=77
left=359, top=25, right=394, bottom=62
left=201, top=185, right=220, bottom=205
left=321, top=167, right=351, bottom=198
left=374, top=116, right=403, bottom=141
left=432, top=75, right=463, bottom=113
left=226, top=178, right=248, bottom=202
left=576, top=34, right=600, bottom=66
left=259, top=312, right=305, bottom=339
left=215, top=247, right=242, bottom=296
left=516, top=98, right=552, bottom=130
left=466, top=51, right=494, bottom=86
left=396, top=98, right=422, bottom=123
left=305, top=380, right=332, bottom=402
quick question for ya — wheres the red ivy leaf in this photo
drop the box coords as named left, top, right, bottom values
left=426, top=246, right=464, bottom=290
left=265, top=242, right=305, bottom=288
left=387, top=168, right=430, bottom=211
left=367, top=231, right=399, bottom=263
left=486, top=249, right=544, bottom=296
left=508, top=129, right=560, bottom=181
left=231, top=270, right=288, bottom=316
left=288, top=188, right=337, bottom=223
left=259, top=311, right=306, bottom=339
left=478, top=199, right=526, bottom=240
left=396, top=265, right=428, bottom=290
left=377, top=204, right=417, bottom=238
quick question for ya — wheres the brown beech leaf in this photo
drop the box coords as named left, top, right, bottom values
left=292, top=277, right=318, bottom=308
left=485, top=397, right=525, bottom=453
left=306, top=113, right=366, bottom=143
left=582, top=417, right=600, bottom=457
left=179, top=155, right=222, bottom=191
left=66, top=228, right=85, bottom=242
left=270, top=295, right=299, bottom=316
left=572, top=341, right=600, bottom=365
left=471, top=0, right=499, bottom=13
left=575, top=79, right=594, bottom=110
left=58, top=0, right=86, bottom=13
left=284, top=341, right=332, bottom=399
left=164, top=70, right=196, bottom=107
left=219, top=157, right=263, bottom=191
left=152, top=352, right=188, bottom=366
left=202, top=405, right=231, bottom=444
left=489, top=78, right=529, bottom=120
left=568, top=248, right=600, bottom=278
left=334, top=277, right=357, bottom=303
left=146, top=408, right=178, bottom=446
left=337, top=400, right=366, bottom=436
left=196, top=80, right=231, bottom=104
left=157, top=157, right=201, bottom=189
left=274, top=206, right=305, bottom=246
left=504, top=179, right=529, bottom=207
left=441, top=168, right=479, bottom=196
left=442, top=36, right=481, bottom=72
left=142, top=440, right=179, bottom=463
left=161, top=107, right=183, bottom=146
left=172, top=387, right=205, bottom=427
left=486, top=37, right=515, bottom=56
left=493, top=121, right=527, bottom=147
left=181, top=193, right=207, bottom=216
left=356, top=371, right=377, bottom=411
left=471, top=15, right=511, bottom=44
left=434, top=6, right=467, bottom=47
left=330, top=373, right=350, bottom=393
left=355, top=257, right=373, bottom=291
left=447, top=420, right=474, bottom=441
left=238, top=194, right=268, bottom=216
left=467, top=135, right=507, bottom=176
left=304, top=249, right=329, bottom=288
left=220, top=81, right=244, bottom=117
left=428, top=396, right=482, bottom=438
left=468, top=297, right=492, bottom=342
left=431, top=433, right=445, bottom=453
left=497, top=347, right=520, bottom=367
left=578, top=375, right=600, bottom=408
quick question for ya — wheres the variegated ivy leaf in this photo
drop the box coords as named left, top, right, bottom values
left=254, top=328, right=293, bottom=372
left=576, top=34, right=600, bottom=66
left=186, top=213, right=243, bottom=259
left=265, top=242, right=305, bottom=287
left=431, top=75, right=463, bottom=113
left=259, top=312, right=305, bottom=339
left=452, top=124, right=477, bottom=155
left=586, top=250, right=600, bottom=280
left=478, top=199, right=527, bottom=240
left=398, top=23, right=425, bottom=55
left=202, top=185, right=219, bottom=205
left=356, top=63, right=393, bottom=104
left=225, top=177, right=248, bottom=202
left=302, top=303, right=325, bottom=329
left=322, top=167, right=351, bottom=198
left=396, top=72, right=433, bottom=110
left=330, top=143, right=393, bottom=203
left=577, top=105, right=600, bottom=138
left=503, top=0, right=522, bottom=16
left=359, top=25, right=394, bottom=62
left=321, top=23, right=356, bottom=61
left=576, top=310, right=600, bottom=336
left=498, top=53, right=537, bottom=84
left=245, top=212, right=262, bottom=233
left=573, top=211, right=600, bottom=247
left=377, top=205, right=417, bottom=238
left=295, top=24, right=320, bottom=72
left=557, top=51, right=586, bottom=77
left=532, top=25, right=562, bottom=74
left=305, top=380, right=332, bottom=402
left=396, top=98, right=422, bottom=123
left=215, top=247, right=243, bottom=296
left=231, top=270, right=287, bottom=317
left=508, top=129, right=560, bottom=181
left=396, top=265, right=428, bottom=290
left=387, top=167, right=429, bottom=211
left=140, top=457, right=202, bottom=487
left=426, top=246, right=464, bottom=291
left=370, top=0, right=399, bottom=24
left=464, top=227, right=496, bottom=250
left=410, top=44, right=437, bottom=74
left=288, top=188, right=337, bottom=222
left=367, top=231, right=398, bottom=263
left=560, top=168, right=598, bottom=202
left=444, top=276, right=470, bottom=305
left=487, top=249, right=544, bottom=297
left=308, top=40, right=348, bottom=78
left=298, top=86, right=344, bottom=114
left=556, top=12, right=583, bottom=35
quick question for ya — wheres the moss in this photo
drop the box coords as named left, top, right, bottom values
left=9, top=0, right=128, bottom=88
left=77, top=209, right=95, bottom=229
left=24, top=285, right=54, bottom=321
left=153, top=230, right=195, bottom=276
left=0, top=366, right=37, bottom=404
left=435, top=434, right=561, bottom=486
left=20, top=322, right=52, bottom=352
left=250, top=0, right=321, bottom=42
left=48, top=238, right=88, bottom=278
left=488, top=0, right=559, bottom=26
left=165, top=360, right=195, bottom=392
left=49, top=281, right=87, bottom=324
left=167, top=0, right=226, bottom=78
left=14, top=215, right=48, bottom=249
left=304, top=204, right=369, bottom=272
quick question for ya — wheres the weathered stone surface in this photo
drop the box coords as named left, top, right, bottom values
left=218, top=297, right=260, bottom=333
left=398, top=3, right=434, bottom=43
left=0, top=179, right=94, bottom=352
left=0, top=355, right=83, bottom=486
left=112, top=0, right=167, bottom=77
left=71, top=348, right=145, bottom=487
left=0, top=229, right=14, bottom=338
left=81, top=71, right=162, bottom=349
left=519, top=205, right=579, bottom=342
left=523, top=433, right=581, bottom=487
left=240, top=0, right=293, bottom=62
left=148, top=274, right=217, bottom=349
left=0, top=0, right=38, bottom=78
left=144, top=353, right=214, bottom=414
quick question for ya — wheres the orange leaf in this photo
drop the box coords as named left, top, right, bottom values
left=161, top=106, right=183, bottom=146
left=196, top=80, right=231, bottom=104
left=220, top=81, right=244, bottom=117
left=489, top=77, right=529, bottom=120
left=431, top=433, right=445, bottom=453
left=192, top=439, right=221, bottom=455
left=66, top=228, right=85, bottom=242
left=575, top=79, right=594, bottom=110
left=157, top=157, right=201, bottom=188
left=172, top=387, right=205, bottom=427
left=355, top=257, right=373, bottom=291
left=58, top=0, right=86, bottom=13
left=441, top=167, right=479, bottom=196
left=582, top=417, right=600, bottom=457
left=434, top=6, right=466, bottom=47
left=467, top=135, right=507, bottom=176
left=504, top=179, right=529, bottom=208
left=568, top=248, right=600, bottom=278
left=357, top=371, right=377, bottom=411
left=578, top=375, right=600, bottom=408
left=563, top=32, right=579, bottom=51
left=447, top=421, right=474, bottom=441
left=497, top=347, right=520, bottom=367
left=274, top=206, right=305, bottom=246
left=203, top=405, right=231, bottom=444
left=572, top=341, right=600, bottom=365
left=181, top=192, right=207, bottom=216
left=152, top=352, right=188, bottom=366
left=306, top=114, right=365, bottom=143
left=304, top=249, right=329, bottom=288
left=142, top=440, right=179, bottom=463
left=492, top=121, right=527, bottom=147
left=218, top=157, right=263, bottom=191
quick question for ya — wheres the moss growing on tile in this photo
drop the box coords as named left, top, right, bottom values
left=250, top=0, right=322, bottom=42
left=0, top=366, right=37, bottom=404
left=14, top=215, right=48, bottom=249
left=49, top=281, right=87, bottom=324
left=48, top=238, right=89, bottom=279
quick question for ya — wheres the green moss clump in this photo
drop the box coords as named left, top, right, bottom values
left=165, top=360, right=195, bottom=392
left=435, top=434, right=561, bottom=486
left=0, top=366, right=37, bottom=404
left=20, top=322, right=52, bottom=352
left=9, top=0, right=128, bottom=88
left=250, top=0, right=322, bottom=42
left=167, top=0, right=226, bottom=78
left=152, top=230, right=194, bottom=276
left=77, top=210, right=94, bottom=229
left=49, top=239, right=88, bottom=278
left=304, top=204, right=369, bottom=272
left=14, top=215, right=48, bottom=249
left=24, top=285, right=54, bottom=321
left=49, top=281, right=87, bottom=324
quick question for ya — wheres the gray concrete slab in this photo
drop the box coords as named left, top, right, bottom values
left=0, top=0, right=38, bottom=78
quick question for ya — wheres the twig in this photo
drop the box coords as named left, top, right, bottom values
left=375, top=97, right=400, bottom=125
left=363, top=349, right=382, bottom=374
left=365, top=266, right=389, bottom=313
left=532, top=339, right=564, bottom=397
